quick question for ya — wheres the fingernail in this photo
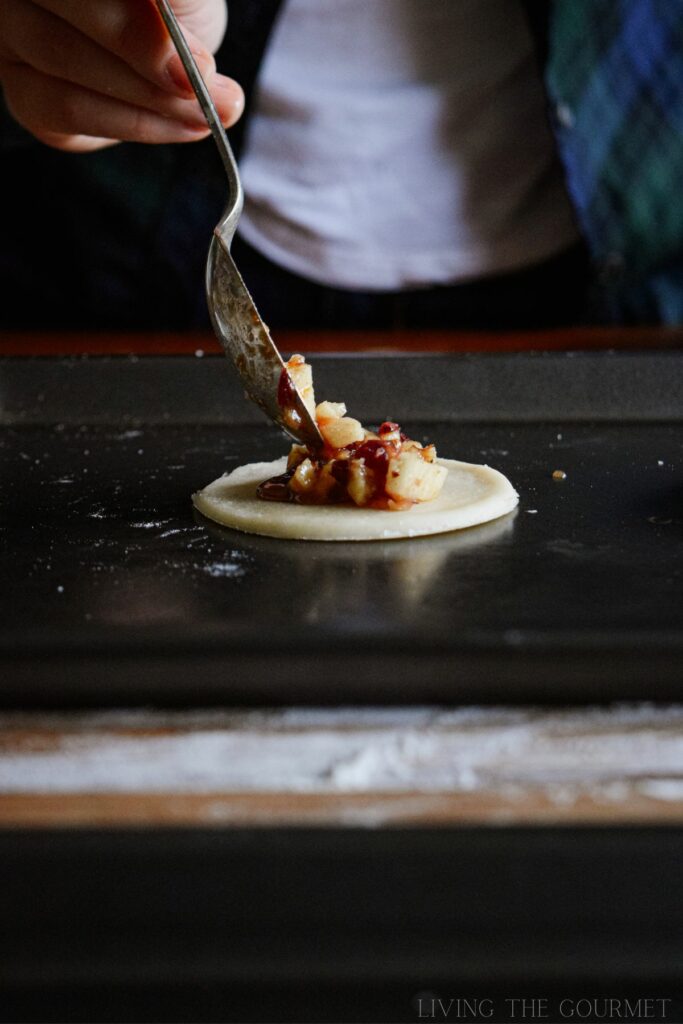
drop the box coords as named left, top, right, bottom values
left=212, top=77, right=245, bottom=120
left=165, top=50, right=215, bottom=95
left=182, top=124, right=211, bottom=136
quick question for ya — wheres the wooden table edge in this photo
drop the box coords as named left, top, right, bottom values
left=1, top=790, right=682, bottom=829
left=2, top=326, right=683, bottom=356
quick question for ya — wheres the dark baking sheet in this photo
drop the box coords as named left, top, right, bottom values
left=2, top=351, right=682, bottom=706
left=4, top=828, right=683, bottom=1021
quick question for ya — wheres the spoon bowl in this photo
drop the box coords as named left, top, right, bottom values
left=156, top=0, right=323, bottom=449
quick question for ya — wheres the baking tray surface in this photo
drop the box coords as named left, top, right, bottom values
left=2, top=353, right=682, bottom=706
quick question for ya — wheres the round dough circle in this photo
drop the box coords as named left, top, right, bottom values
left=193, top=457, right=518, bottom=541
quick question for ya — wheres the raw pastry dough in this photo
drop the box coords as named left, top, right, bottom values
left=193, top=456, right=518, bottom=542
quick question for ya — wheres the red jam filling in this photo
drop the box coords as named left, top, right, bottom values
left=277, top=366, right=303, bottom=433
left=257, top=421, right=416, bottom=509
left=277, top=366, right=297, bottom=411
left=257, top=469, right=296, bottom=503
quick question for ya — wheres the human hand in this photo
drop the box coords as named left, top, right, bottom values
left=0, top=0, right=244, bottom=152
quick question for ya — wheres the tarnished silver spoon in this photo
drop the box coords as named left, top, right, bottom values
left=155, top=0, right=323, bottom=449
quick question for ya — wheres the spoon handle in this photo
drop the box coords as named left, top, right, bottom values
left=155, top=0, right=242, bottom=204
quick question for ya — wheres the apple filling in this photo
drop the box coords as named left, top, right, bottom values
left=258, top=355, right=448, bottom=510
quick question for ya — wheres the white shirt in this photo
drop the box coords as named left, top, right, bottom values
left=238, top=0, right=579, bottom=291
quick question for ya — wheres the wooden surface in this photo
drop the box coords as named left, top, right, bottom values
left=2, top=325, right=683, bottom=355
left=2, top=706, right=682, bottom=829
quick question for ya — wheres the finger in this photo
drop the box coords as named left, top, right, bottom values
left=2, top=63, right=214, bottom=146
left=32, top=0, right=217, bottom=97
left=0, top=0, right=243, bottom=129
left=161, top=0, right=227, bottom=53
left=32, top=132, right=122, bottom=153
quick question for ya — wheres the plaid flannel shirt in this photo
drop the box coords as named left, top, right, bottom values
left=545, top=0, right=683, bottom=322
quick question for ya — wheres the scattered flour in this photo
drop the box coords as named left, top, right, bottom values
left=130, top=519, right=173, bottom=529
left=203, top=562, right=247, bottom=578
left=115, top=430, right=143, bottom=440
left=1, top=705, right=681, bottom=803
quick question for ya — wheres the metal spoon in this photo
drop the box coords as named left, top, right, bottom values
left=155, top=0, right=323, bottom=449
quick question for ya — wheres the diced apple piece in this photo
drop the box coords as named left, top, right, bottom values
left=347, top=459, right=373, bottom=507
left=385, top=449, right=448, bottom=503
left=287, top=444, right=309, bottom=470
left=289, top=457, right=316, bottom=493
left=320, top=416, right=365, bottom=449
left=285, top=355, right=315, bottom=416
left=378, top=421, right=402, bottom=445
left=316, top=401, right=346, bottom=424
left=314, top=461, right=340, bottom=501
